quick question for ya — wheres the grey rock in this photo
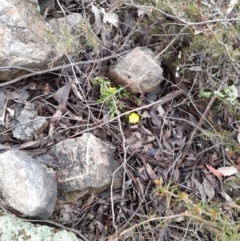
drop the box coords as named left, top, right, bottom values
left=109, top=47, right=163, bottom=93
left=146, top=84, right=162, bottom=102
left=0, top=150, right=57, bottom=219
left=0, top=212, right=81, bottom=241
left=12, top=104, right=48, bottom=141
left=0, top=0, right=64, bottom=81
left=51, top=133, right=123, bottom=202
left=48, top=13, right=82, bottom=35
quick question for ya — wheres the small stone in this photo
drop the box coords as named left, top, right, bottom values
left=12, top=105, right=48, bottom=141
left=51, top=133, right=123, bottom=202
left=109, top=47, right=163, bottom=93
left=0, top=150, right=57, bottom=219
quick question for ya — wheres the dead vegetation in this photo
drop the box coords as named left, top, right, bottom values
left=1, top=0, right=240, bottom=240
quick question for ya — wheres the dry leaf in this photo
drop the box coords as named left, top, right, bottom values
left=19, top=139, right=43, bottom=149
left=163, top=130, right=172, bottom=151
left=125, top=134, right=138, bottom=145
left=91, top=5, right=102, bottom=34
left=145, top=163, right=157, bottom=180
left=141, top=125, right=153, bottom=135
left=101, top=8, right=119, bottom=28
left=206, top=164, right=223, bottom=179
left=50, top=108, right=64, bottom=123
left=220, top=191, right=233, bottom=202
left=0, top=91, right=7, bottom=123
left=192, top=177, right=206, bottom=202
left=142, top=110, right=150, bottom=118
left=131, top=138, right=145, bottom=150
left=138, top=166, right=150, bottom=182
left=54, top=82, right=72, bottom=106
left=7, top=108, right=14, bottom=117
left=202, top=178, right=215, bottom=201
left=150, top=106, right=162, bottom=128
left=157, top=104, right=165, bottom=116
left=135, top=131, right=141, bottom=140
left=217, top=166, right=238, bottom=177
left=171, top=167, right=179, bottom=183
left=237, top=126, right=240, bottom=144
left=146, top=135, right=156, bottom=143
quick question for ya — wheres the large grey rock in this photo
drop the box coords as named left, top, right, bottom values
left=51, top=133, right=123, bottom=202
left=0, top=213, right=81, bottom=241
left=0, top=150, right=57, bottom=219
left=0, top=0, right=64, bottom=81
left=109, top=47, right=163, bottom=93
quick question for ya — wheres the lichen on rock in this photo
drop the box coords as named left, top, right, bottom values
left=0, top=214, right=81, bottom=241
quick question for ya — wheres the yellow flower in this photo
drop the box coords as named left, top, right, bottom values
left=153, top=179, right=161, bottom=186
left=128, top=112, right=140, bottom=124
left=106, top=87, right=117, bottom=96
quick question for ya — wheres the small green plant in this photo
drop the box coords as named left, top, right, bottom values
left=200, top=129, right=240, bottom=153
left=152, top=183, right=240, bottom=240
left=198, top=88, right=212, bottom=98
left=214, top=85, right=238, bottom=105
left=92, top=76, right=140, bottom=119
left=198, top=85, right=238, bottom=105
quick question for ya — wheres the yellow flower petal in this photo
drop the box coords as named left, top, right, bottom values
left=128, top=112, right=140, bottom=124
left=153, top=179, right=161, bottom=186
